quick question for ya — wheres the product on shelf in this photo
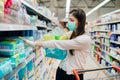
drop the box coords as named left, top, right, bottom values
left=4, top=0, right=31, bottom=25
left=90, top=12, right=120, bottom=75
left=0, top=58, right=12, bottom=79
left=11, top=53, right=20, bottom=68
left=0, top=38, right=25, bottom=56
left=35, top=64, right=41, bottom=80
left=18, top=65, right=28, bottom=80
left=25, top=0, right=37, bottom=7
left=30, top=15, right=37, bottom=26
left=27, top=60, right=35, bottom=80
left=0, top=0, right=5, bottom=22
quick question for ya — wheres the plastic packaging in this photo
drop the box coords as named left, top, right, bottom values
left=45, top=48, right=67, bottom=60
left=0, top=38, right=25, bottom=57
left=11, top=53, right=20, bottom=68
left=0, top=58, right=12, bottom=79
left=27, top=60, right=34, bottom=79
left=18, top=65, right=27, bottom=80
left=0, top=0, right=5, bottom=22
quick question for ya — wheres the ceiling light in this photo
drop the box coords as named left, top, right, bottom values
left=101, top=9, right=120, bottom=17
left=86, top=0, right=111, bottom=17
left=65, top=0, right=71, bottom=18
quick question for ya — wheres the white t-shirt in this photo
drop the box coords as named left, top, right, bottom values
left=42, top=33, right=91, bottom=74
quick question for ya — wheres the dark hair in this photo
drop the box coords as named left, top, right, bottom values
left=69, top=9, right=86, bottom=55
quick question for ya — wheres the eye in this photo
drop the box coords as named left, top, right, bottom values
left=69, top=18, right=74, bottom=22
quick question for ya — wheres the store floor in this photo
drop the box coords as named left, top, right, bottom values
left=84, top=55, right=107, bottom=79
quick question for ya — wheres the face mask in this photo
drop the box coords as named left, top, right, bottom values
left=67, top=22, right=77, bottom=31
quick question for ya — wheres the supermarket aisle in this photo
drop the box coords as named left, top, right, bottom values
left=84, top=55, right=107, bottom=79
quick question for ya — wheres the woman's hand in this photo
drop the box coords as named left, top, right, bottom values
left=34, top=40, right=43, bottom=47
left=19, top=37, right=36, bottom=47
left=19, top=37, right=43, bottom=47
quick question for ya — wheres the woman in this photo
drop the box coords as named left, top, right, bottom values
left=20, top=9, right=91, bottom=80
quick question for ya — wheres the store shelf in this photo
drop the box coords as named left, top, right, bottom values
left=107, top=53, right=120, bottom=61
left=89, top=31, right=95, bottom=32
left=94, top=40, right=110, bottom=47
left=103, top=35, right=110, bottom=39
left=47, top=27, right=52, bottom=31
left=94, top=51, right=112, bottom=65
left=21, top=0, right=51, bottom=22
left=96, top=45, right=120, bottom=61
left=104, top=50, right=120, bottom=61
left=94, top=30, right=109, bottom=32
left=36, top=24, right=47, bottom=28
left=95, top=20, right=120, bottom=26
left=36, top=24, right=47, bottom=30
left=111, top=32, right=120, bottom=35
left=4, top=63, right=25, bottom=79
left=90, top=55, right=111, bottom=76
left=94, top=35, right=101, bottom=38
left=110, top=40, right=120, bottom=45
left=4, top=51, right=35, bottom=79
left=0, top=23, right=37, bottom=31
left=110, top=47, right=120, bottom=53
left=94, top=35, right=110, bottom=39
left=94, top=40, right=101, bottom=43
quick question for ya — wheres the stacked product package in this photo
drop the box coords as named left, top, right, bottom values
left=0, top=0, right=5, bottom=21
left=0, top=38, right=26, bottom=79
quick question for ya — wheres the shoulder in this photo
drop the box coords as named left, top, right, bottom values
left=65, top=31, right=73, bottom=35
left=75, top=34, right=91, bottom=42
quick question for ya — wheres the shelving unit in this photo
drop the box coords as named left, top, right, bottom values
left=90, top=13, right=120, bottom=75
left=94, top=30, right=109, bottom=32
left=0, top=23, right=37, bottom=31
left=95, top=20, right=120, bottom=26
left=110, top=40, right=120, bottom=45
left=93, top=43, right=120, bottom=62
left=94, top=50, right=112, bottom=64
left=0, top=0, right=60, bottom=80
left=21, top=0, right=52, bottom=22
left=36, top=24, right=47, bottom=30
left=4, top=52, right=35, bottom=80
left=110, top=47, right=120, bottom=53
left=90, top=55, right=111, bottom=76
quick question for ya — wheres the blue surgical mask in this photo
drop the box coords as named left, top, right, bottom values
left=67, top=22, right=77, bottom=31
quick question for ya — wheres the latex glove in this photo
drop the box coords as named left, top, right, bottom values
left=19, top=37, right=36, bottom=47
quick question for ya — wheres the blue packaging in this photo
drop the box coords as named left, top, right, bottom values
left=18, top=65, right=27, bottom=80
left=110, top=34, right=117, bottom=41
left=107, top=63, right=112, bottom=73
left=0, top=58, right=12, bottom=79
left=27, top=60, right=34, bottom=79
left=10, top=54, right=20, bottom=68
left=100, top=58, right=102, bottom=64
left=19, top=53, right=26, bottom=64
left=45, top=48, right=67, bottom=60
left=0, top=39, right=25, bottom=56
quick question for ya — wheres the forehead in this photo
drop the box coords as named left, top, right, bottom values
left=69, top=14, right=76, bottom=20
